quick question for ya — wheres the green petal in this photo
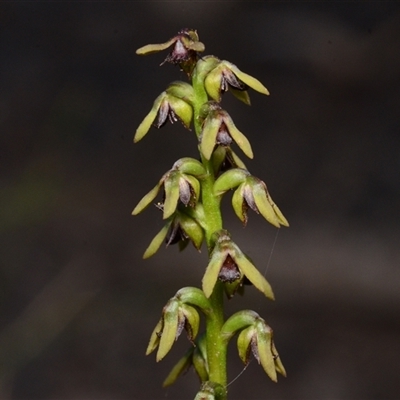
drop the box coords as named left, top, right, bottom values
left=230, top=87, right=251, bottom=105
left=229, top=149, right=247, bottom=169
left=182, top=174, right=200, bottom=205
left=163, top=173, right=180, bottom=219
left=136, top=38, right=177, bottom=55
left=134, top=92, right=165, bottom=143
left=167, top=95, right=193, bottom=129
left=132, top=181, right=162, bottom=215
left=224, top=61, right=270, bottom=96
left=213, top=168, right=249, bottom=196
left=232, top=184, right=247, bottom=224
left=180, top=303, right=200, bottom=341
left=223, top=113, right=253, bottom=159
left=157, top=299, right=180, bottom=362
left=202, top=251, right=225, bottom=298
left=200, top=114, right=221, bottom=160
left=237, top=325, right=255, bottom=364
left=143, top=222, right=171, bottom=259
left=188, top=41, right=205, bottom=52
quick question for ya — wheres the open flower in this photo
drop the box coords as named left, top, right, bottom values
left=146, top=298, right=200, bottom=362
left=221, top=310, right=286, bottom=382
left=204, top=60, right=270, bottom=104
left=132, top=158, right=206, bottom=219
left=136, top=29, right=205, bottom=74
left=134, top=82, right=194, bottom=143
left=202, top=230, right=274, bottom=299
left=214, top=168, right=289, bottom=228
left=199, top=102, right=253, bottom=160
left=142, top=208, right=204, bottom=259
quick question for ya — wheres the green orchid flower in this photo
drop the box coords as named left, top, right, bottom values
left=199, top=102, right=253, bottom=160
left=204, top=59, right=269, bottom=104
left=202, top=230, right=274, bottom=299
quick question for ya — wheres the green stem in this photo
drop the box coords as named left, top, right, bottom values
left=192, top=64, right=228, bottom=398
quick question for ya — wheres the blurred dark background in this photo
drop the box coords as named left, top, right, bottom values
left=1, top=2, right=400, bottom=399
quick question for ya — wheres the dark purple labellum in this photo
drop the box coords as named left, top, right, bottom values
left=218, top=254, right=241, bottom=283
left=216, top=122, right=233, bottom=146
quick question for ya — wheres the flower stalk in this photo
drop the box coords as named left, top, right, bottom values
left=133, top=29, right=288, bottom=400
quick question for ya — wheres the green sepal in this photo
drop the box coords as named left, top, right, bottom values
left=146, top=317, right=163, bottom=356
left=250, top=178, right=289, bottom=227
left=136, top=38, right=177, bottom=55
left=223, top=113, right=253, bottom=159
left=174, top=157, right=206, bottom=176
left=202, top=248, right=226, bottom=298
left=255, top=320, right=277, bottom=382
left=162, top=348, right=193, bottom=387
left=223, top=61, right=270, bottom=96
left=156, top=299, right=180, bottom=361
left=143, top=221, right=171, bottom=259
left=178, top=213, right=204, bottom=250
left=134, top=92, right=165, bottom=143
left=132, top=180, right=162, bottom=215
left=234, top=251, right=275, bottom=300
left=193, top=56, right=220, bottom=82
left=163, top=172, right=180, bottom=219
left=204, top=63, right=224, bottom=102
left=200, top=113, right=221, bottom=160
left=272, top=341, right=287, bottom=377
left=166, top=81, right=195, bottom=104
left=176, top=287, right=211, bottom=313
left=221, top=310, right=259, bottom=340
left=213, top=168, right=249, bottom=196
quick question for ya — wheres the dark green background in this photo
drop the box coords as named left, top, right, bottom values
left=1, top=2, right=399, bottom=399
